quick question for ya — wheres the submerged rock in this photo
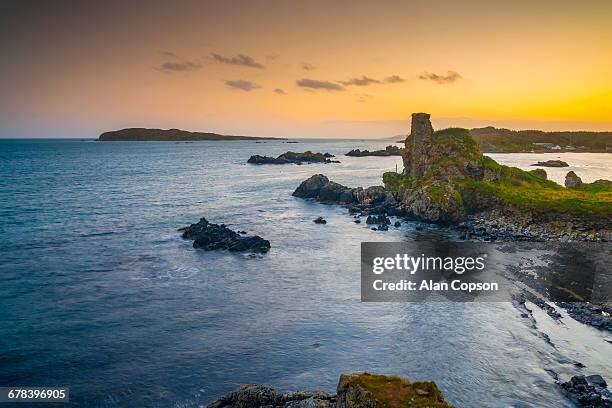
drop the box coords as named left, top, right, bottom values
left=205, top=373, right=453, bottom=408
left=531, top=160, right=569, bottom=167
left=346, top=145, right=402, bottom=157
left=565, top=171, right=583, bottom=188
left=248, top=151, right=339, bottom=165
left=180, top=218, right=270, bottom=253
left=313, top=216, right=327, bottom=224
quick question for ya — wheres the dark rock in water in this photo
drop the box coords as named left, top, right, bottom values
left=346, top=145, right=402, bottom=157
left=292, top=175, right=392, bottom=209
left=565, top=171, right=583, bottom=188
left=394, top=221, right=401, bottom=227
left=377, top=224, right=389, bottom=231
left=366, top=214, right=391, bottom=225
left=561, top=375, right=612, bottom=407
left=180, top=218, right=270, bottom=253
left=313, top=216, right=327, bottom=224
left=248, top=151, right=339, bottom=165
left=529, top=168, right=548, bottom=180
left=531, top=160, right=569, bottom=167
left=354, top=219, right=361, bottom=223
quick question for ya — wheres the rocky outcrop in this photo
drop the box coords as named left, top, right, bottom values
left=180, top=218, right=270, bottom=253
left=346, top=145, right=402, bottom=157
left=404, top=113, right=434, bottom=179
left=565, top=171, right=583, bottom=188
left=248, top=151, right=338, bottom=165
left=292, top=174, right=392, bottom=208
left=531, top=160, right=569, bottom=167
left=206, top=384, right=336, bottom=408
left=205, top=373, right=453, bottom=408
left=561, top=375, right=612, bottom=407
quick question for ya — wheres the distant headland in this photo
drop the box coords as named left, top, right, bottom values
left=98, top=128, right=284, bottom=141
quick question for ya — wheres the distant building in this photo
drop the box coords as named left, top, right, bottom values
left=532, top=142, right=561, bottom=150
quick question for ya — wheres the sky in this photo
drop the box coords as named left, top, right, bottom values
left=1, top=0, right=611, bottom=138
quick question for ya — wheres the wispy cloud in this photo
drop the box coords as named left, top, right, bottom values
left=265, top=53, right=280, bottom=61
left=224, top=79, right=261, bottom=91
left=211, top=53, right=264, bottom=69
left=339, top=76, right=380, bottom=86
left=296, top=79, right=344, bottom=91
left=157, top=61, right=202, bottom=72
left=159, top=50, right=177, bottom=58
left=301, top=62, right=316, bottom=71
left=418, top=70, right=462, bottom=84
left=273, top=88, right=287, bottom=95
left=385, top=75, right=405, bottom=83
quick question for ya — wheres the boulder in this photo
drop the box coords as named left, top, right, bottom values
left=180, top=218, right=270, bottom=253
left=560, top=375, right=612, bottom=408
left=313, top=217, right=327, bottom=224
left=565, top=171, right=583, bottom=188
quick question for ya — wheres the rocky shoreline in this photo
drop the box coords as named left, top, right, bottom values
left=206, top=373, right=453, bottom=408
left=346, top=145, right=402, bottom=157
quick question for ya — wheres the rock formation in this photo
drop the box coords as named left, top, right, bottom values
left=403, top=113, right=434, bottom=178
left=528, top=168, right=548, bottom=180
left=180, top=218, right=270, bottom=253
left=205, top=373, right=453, bottom=408
left=248, top=151, right=338, bottom=165
left=565, top=171, right=583, bottom=188
left=531, top=160, right=569, bottom=168
left=346, top=145, right=402, bottom=157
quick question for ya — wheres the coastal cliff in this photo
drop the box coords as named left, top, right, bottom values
left=98, top=128, right=281, bottom=141
left=294, top=112, right=611, bottom=241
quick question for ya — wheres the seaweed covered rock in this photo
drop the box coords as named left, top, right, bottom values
left=337, top=373, right=454, bottom=408
left=180, top=218, right=270, bottom=253
left=248, top=151, right=339, bottom=165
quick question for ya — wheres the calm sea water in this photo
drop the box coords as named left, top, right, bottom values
left=1, top=139, right=610, bottom=407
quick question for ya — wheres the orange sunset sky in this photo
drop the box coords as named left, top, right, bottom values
left=1, top=0, right=611, bottom=138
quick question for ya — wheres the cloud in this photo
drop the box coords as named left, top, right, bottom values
left=418, top=71, right=462, bottom=84
left=385, top=75, right=405, bottom=83
left=159, top=50, right=177, bottom=58
left=157, top=61, right=202, bottom=72
left=273, top=88, right=287, bottom=95
left=211, top=53, right=264, bottom=69
left=296, top=79, right=344, bottom=91
left=339, top=76, right=381, bottom=86
left=224, top=79, right=261, bottom=91
left=265, top=53, right=280, bottom=61
left=301, top=62, right=316, bottom=71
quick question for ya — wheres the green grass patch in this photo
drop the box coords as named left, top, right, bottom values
left=341, top=373, right=453, bottom=408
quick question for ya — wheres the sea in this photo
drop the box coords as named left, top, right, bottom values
left=0, top=138, right=610, bottom=407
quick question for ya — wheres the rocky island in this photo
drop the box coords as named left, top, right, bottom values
left=206, top=373, right=454, bottom=408
left=346, top=145, right=403, bottom=157
left=293, top=113, right=612, bottom=241
left=98, top=128, right=282, bottom=141
left=248, top=151, right=339, bottom=165
left=531, top=160, right=569, bottom=167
